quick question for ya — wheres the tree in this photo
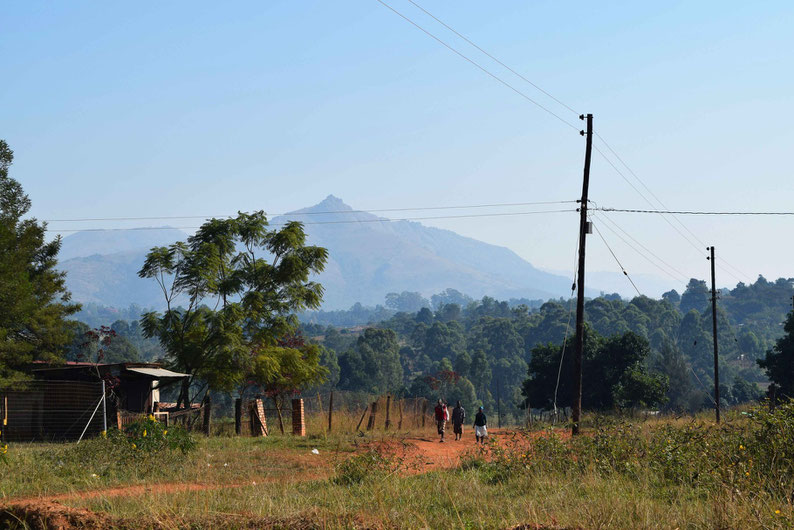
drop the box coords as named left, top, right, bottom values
left=139, top=213, right=327, bottom=407
left=523, top=329, right=668, bottom=410
left=251, top=340, right=327, bottom=433
left=65, top=322, right=141, bottom=365
left=338, top=328, right=403, bottom=394
left=757, top=311, right=794, bottom=401
left=680, top=279, right=710, bottom=314
left=430, top=288, right=472, bottom=310
left=385, top=291, right=430, bottom=313
left=0, top=140, right=79, bottom=383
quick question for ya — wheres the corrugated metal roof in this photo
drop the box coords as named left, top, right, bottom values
left=126, top=367, right=189, bottom=378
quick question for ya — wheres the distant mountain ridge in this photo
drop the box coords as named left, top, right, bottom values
left=57, top=196, right=595, bottom=310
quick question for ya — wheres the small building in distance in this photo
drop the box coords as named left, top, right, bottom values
left=0, top=362, right=188, bottom=442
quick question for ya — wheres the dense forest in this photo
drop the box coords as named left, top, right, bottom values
left=74, top=277, right=794, bottom=421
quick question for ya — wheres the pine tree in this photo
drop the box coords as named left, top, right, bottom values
left=0, top=140, right=79, bottom=383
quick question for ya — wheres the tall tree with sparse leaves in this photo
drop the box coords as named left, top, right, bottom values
left=139, top=212, right=328, bottom=407
left=0, top=140, right=79, bottom=383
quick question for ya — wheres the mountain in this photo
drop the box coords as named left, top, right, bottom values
left=57, top=196, right=588, bottom=311
left=58, top=228, right=187, bottom=261
left=271, top=195, right=579, bottom=308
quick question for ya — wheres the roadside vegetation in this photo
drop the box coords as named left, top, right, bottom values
left=2, top=403, right=793, bottom=528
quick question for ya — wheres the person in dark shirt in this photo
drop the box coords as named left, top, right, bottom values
left=434, top=399, right=448, bottom=442
left=473, top=406, right=487, bottom=444
left=451, top=401, right=465, bottom=441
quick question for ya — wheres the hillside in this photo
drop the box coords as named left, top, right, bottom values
left=58, top=196, right=597, bottom=310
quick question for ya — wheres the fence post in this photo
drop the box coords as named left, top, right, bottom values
left=102, top=380, right=107, bottom=434
left=385, top=394, right=392, bottom=430
left=1, top=396, right=6, bottom=444
left=292, top=398, right=306, bottom=436
left=202, top=394, right=211, bottom=436
left=366, top=400, right=378, bottom=431
left=355, top=404, right=368, bottom=432
left=235, top=398, right=242, bottom=436
left=398, top=399, right=403, bottom=430
left=421, top=399, right=427, bottom=428
left=328, top=391, right=334, bottom=432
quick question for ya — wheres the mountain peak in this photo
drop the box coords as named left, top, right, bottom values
left=315, top=195, right=352, bottom=211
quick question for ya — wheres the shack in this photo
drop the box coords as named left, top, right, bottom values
left=0, top=362, right=188, bottom=441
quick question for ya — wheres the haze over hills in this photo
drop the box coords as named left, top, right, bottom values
left=56, top=196, right=663, bottom=311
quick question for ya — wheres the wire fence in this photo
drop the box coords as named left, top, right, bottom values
left=0, top=380, right=105, bottom=442
left=209, top=392, right=433, bottom=437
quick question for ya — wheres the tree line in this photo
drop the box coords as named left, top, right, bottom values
left=2, top=137, right=793, bottom=422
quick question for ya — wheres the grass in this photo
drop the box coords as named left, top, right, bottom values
left=2, top=404, right=794, bottom=528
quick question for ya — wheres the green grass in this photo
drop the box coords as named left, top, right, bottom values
left=3, top=405, right=794, bottom=528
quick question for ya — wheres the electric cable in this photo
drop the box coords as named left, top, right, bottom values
left=552, top=232, right=580, bottom=417
left=593, top=211, right=688, bottom=282
left=374, top=0, right=580, bottom=131
left=42, top=200, right=578, bottom=223
left=44, top=208, right=577, bottom=233
left=591, top=219, right=642, bottom=297
left=589, top=212, right=688, bottom=284
left=404, top=0, right=580, bottom=115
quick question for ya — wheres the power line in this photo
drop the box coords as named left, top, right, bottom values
left=375, top=0, right=755, bottom=286
left=44, top=208, right=577, bottom=233
left=591, top=219, right=642, bottom=297
left=374, top=0, right=580, bottom=131
left=592, top=145, right=747, bottom=285
left=594, top=133, right=753, bottom=282
left=597, top=207, right=794, bottom=216
left=593, top=211, right=690, bottom=282
left=589, top=212, right=687, bottom=284
left=403, top=0, right=579, bottom=116
left=42, top=200, right=577, bottom=223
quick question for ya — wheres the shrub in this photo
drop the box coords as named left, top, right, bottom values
left=333, top=450, right=398, bottom=485
left=118, top=415, right=196, bottom=455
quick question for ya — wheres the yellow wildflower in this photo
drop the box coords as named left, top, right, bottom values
left=101, top=430, right=107, bottom=439
left=1, top=444, right=7, bottom=454
left=163, top=430, right=168, bottom=436
left=148, top=414, right=155, bottom=421
left=775, top=510, right=781, bottom=515
left=132, top=443, right=137, bottom=449
left=745, top=472, right=750, bottom=477
left=143, top=429, right=147, bottom=437
left=739, top=445, right=745, bottom=450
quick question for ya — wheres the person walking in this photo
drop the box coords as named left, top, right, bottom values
left=434, top=399, right=448, bottom=443
left=473, top=406, right=487, bottom=444
left=451, top=401, right=465, bottom=441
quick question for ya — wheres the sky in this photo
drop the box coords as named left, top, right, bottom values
left=2, top=1, right=793, bottom=295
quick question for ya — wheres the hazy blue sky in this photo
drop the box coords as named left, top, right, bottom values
left=2, top=1, right=792, bottom=294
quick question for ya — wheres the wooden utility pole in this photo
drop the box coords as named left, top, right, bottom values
left=708, top=246, right=720, bottom=423
left=327, top=391, right=334, bottom=432
left=572, top=113, right=593, bottom=436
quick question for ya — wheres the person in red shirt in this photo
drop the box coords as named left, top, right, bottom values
left=434, top=399, right=449, bottom=443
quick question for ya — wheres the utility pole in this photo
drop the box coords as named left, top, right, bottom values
left=708, top=246, right=720, bottom=423
left=572, top=113, right=593, bottom=436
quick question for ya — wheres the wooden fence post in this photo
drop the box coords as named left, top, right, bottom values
left=398, top=399, right=403, bottom=430
left=421, top=399, right=427, bottom=428
left=366, top=400, right=378, bottom=431
left=385, top=394, right=392, bottom=430
left=355, top=404, right=368, bottom=432
left=202, top=394, right=211, bottom=436
left=234, top=398, right=242, bottom=435
left=328, top=391, right=334, bottom=432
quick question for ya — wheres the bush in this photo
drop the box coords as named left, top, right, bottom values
left=118, top=415, right=196, bottom=455
left=333, top=450, right=399, bottom=485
